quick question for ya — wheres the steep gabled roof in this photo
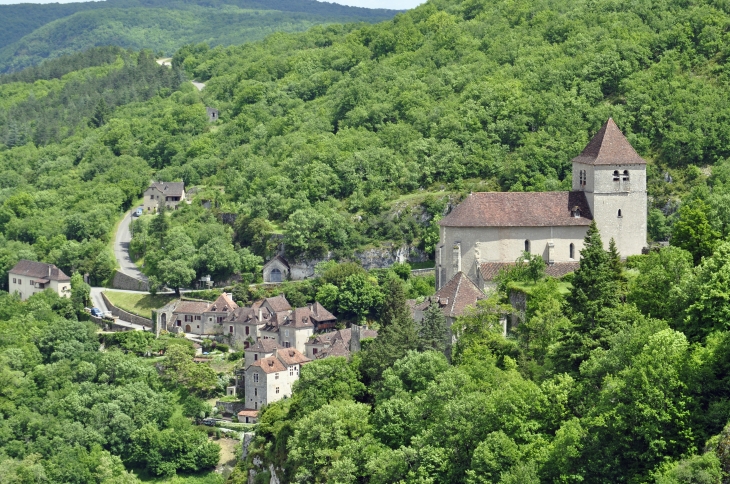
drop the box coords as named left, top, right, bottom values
left=276, top=348, right=310, bottom=366
left=207, top=293, right=238, bottom=313
left=263, top=295, right=292, bottom=313
left=245, top=339, right=284, bottom=353
left=230, top=307, right=259, bottom=324
left=308, top=302, right=336, bottom=323
left=283, top=307, right=315, bottom=329
left=149, top=181, right=185, bottom=196
left=263, top=255, right=290, bottom=270
left=250, top=355, right=286, bottom=374
left=572, top=118, right=647, bottom=166
left=417, top=272, right=485, bottom=318
left=317, top=338, right=351, bottom=359
left=10, top=260, right=70, bottom=282
left=439, top=191, right=592, bottom=227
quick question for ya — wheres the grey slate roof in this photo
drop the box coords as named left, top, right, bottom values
left=10, top=260, right=70, bottom=282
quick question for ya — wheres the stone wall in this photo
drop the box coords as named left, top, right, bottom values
left=101, top=292, right=153, bottom=328
left=508, top=289, right=528, bottom=330
left=216, top=401, right=246, bottom=417
left=111, top=271, right=149, bottom=292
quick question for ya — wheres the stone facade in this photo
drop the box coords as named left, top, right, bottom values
left=436, top=119, right=647, bottom=290
left=243, top=348, right=308, bottom=411
left=143, top=181, right=185, bottom=213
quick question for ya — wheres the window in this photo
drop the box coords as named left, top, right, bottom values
left=275, top=373, right=279, bottom=380
left=623, top=170, right=629, bottom=180
left=196, top=325, right=199, bottom=329
left=176, top=321, right=181, bottom=327
left=254, top=388, right=257, bottom=396
left=254, top=354, right=258, bottom=361
left=229, top=326, right=234, bottom=334
left=284, top=342, right=290, bottom=348
left=195, top=316, right=201, bottom=320
left=18, top=279, right=21, bottom=285
left=276, top=387, right=280, bottom=394
left=255, top=402, right=258, bottom=410
left=570, top=243, right=575, bottom=259
left=245, top=326, right=250, bottom=335
left=217, top=317, right=225, bottom=323
left=290, top=366, right=294, bottom=376
left=313, top=348, right=318, bottom=355
left=150, top=195, right=154, bottom=199
left=284, top=329, right=289, bottom=337
left=253, top=373, right=259, bottom=383
left=618, top=209, right=622, bottom=217
left=12, top=278, right=15, bottom=283
left=524, top=240, right=530, bottom=253
left=613, top=170, right=620, bottom=180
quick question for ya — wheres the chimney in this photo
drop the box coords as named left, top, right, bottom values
left=48, top=265, right=51, bottom=277
left=258, top=308, right=262, bottom=320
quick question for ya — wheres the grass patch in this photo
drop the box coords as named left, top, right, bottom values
left=136, top=470, right=224, bottom=483
left=104, top=291, right=175, bottom=319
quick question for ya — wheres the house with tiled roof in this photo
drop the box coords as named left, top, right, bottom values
left=415, top=272, right=485, bottom=339
left=304, top=325, right=378, bottom=359
left=143, top=181, right=186, bottom=213
left=8, top=260, right=71, bottom=301
left=243, top=347, right=310, bottom=411
left=436, top=119, right=647, bottom=290
left=262, top=255, right=290, bottom=283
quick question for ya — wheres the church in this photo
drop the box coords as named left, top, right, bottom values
left=436, top=118, right=647, bottom=290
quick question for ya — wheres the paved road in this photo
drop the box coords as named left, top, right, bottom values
left=191, top=81, right=205, bottom=91
left=89, top=287, right=148, bottom=331
left=114, top=210, right=148, bottom=282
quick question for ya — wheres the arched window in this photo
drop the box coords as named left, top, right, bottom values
left=618, top=209, right=622, bottom=217
left=623, top=170, right=629, bottom=180
left=270, top=268, right=282, bottom=283
left=570, top=243, right=575, bottom=259
left=613, top=170, right=620, bottom=181
left=524, top=240, right=530, bottom=253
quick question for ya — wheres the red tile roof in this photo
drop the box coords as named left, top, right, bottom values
left=174, top=300, right=210, bottom=314
left=417, top=272, right=485, bottom=318
left=308, top=302, right=336, bottom=323
left=208, top=293, right=238, bottom=312
left=439, top=191, right=592, bottom=227
left=276, top=348, right=310, bottom=365
left=10, top=260, right=70, bottom=282
left=478, top=262, right=580, bottom=281
left=572, top=118, right=646, bottom=166
left=238, top=409, right=259, bottom=418
left=251, top=355, right=286, bottom=374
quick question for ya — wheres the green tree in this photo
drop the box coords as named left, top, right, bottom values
left=418, top=301, right=448, bottom=354
left=553, top=221, right=621, bottom=374
left=627, top=247, right=693, bottom=321
left=672, top=200, right=720, bottom=265
left=157, top=258, right=195, bottom=296
left=70, top=272, right=90, bottom=313
left=289, top=357, right=365, bottom=418
left=379, top=273, right=410, bottom=327
left=338, top=273, right=383, bottom=322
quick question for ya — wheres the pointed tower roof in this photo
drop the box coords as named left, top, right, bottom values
left=572, top=118, right=646, bottom=165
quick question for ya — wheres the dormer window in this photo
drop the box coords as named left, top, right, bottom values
left=572, top=206, right=581, bottom=218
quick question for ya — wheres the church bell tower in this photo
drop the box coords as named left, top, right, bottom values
left=572, top=118, right=647, bottom=257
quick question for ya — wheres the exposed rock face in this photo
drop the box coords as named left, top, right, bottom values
left=288, top=244, right=428, bottom=280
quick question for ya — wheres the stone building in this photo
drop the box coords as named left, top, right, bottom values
left=8, top=260, right=71, bottom=301
left=143, top=181, right=186, bottom=213
left=414, top=271, right=485, bottom=330
left=262, top=255, right=290, bottom=283
left=206, top=107, right=219, bottom=122
left=243, top=347, right=309, bottom=412
left=436, top=118, right=647, bottom=290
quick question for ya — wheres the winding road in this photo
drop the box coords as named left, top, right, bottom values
left=114, top=210, right=148, bottom=283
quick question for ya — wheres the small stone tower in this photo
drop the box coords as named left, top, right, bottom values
left=572, top=118, right=647, bottom=257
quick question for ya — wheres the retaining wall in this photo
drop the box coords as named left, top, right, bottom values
left=216, top=401, right=246, bottom=416
left=112, top=271, right=149, bottom=292
left=101, top=292, right=153, bottom=328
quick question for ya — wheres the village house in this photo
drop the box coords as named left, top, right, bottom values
left=243, top=347, right=309, bottom=413
left=304, top=325, right=378, bottom=359
left=8, top=260, right=71, bottom=301
left=414, top=271, right=486, bottom=338
left=436, top=118, right=647, bottom=290
left=143, top=181, right=186, bottom=213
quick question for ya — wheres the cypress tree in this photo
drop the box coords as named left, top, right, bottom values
left=418, top=301, right=448, bottom=354
left=379, top=273, right=410, bottom=328
left=553, top=221, right=621, bottom=374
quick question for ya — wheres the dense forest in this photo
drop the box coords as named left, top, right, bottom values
left=2, top=0, right=730, bottom=480
left=0, top=0, right=399, bottom=73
